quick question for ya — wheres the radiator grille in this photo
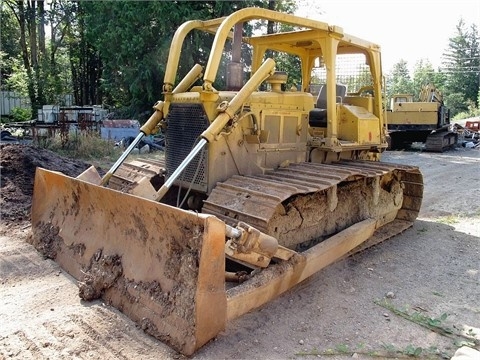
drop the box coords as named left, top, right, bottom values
left=165, top=103, right=209, bottom=190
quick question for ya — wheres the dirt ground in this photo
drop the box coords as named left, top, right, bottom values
left=0, top=142, right=479, bottom=359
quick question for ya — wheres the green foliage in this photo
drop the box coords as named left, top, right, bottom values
left=386, top=19, right=479, bottom=117
left=445, top=92, right=469, bottom=116
left=385, top=60, right=414, bottom=103
left=452, top=98, right=480, bottom=120
left=438, top=215, right=459, bottom=225
left=82, top=2, right=166, bottom=111
left=81, top=1, right=263, bottom=118
left=255, top=1, right=300, bottom=89
left=2, top=56, right=28, bottom=94
left=3, top=0, right=76, bottom=117
left=374, top=298, right=471, bottom=342
left=10, top=107, right=32, bottom=122
left=403, top=344, right=423, bottom=357
left=335, top=343, right=350, bottom=353
left=272, top=53, right=301, bottom=90
left=442, top=20, right=480, bottom=116
left=0, top=2, right=21, bottom=82
left=412, top=59, right=446, bottom=100
left=4, top=1, right=478, bottom=125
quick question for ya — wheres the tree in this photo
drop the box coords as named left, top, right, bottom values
left=3, top=0, right=37, bottom=111
left=442, top=19, right=480, bottom=115
left=2, top=0, right=76, bottom=115
left=385, top=59, right=414, bottom=106
left=63, top=1, right=102, bottom=106
left=254, top=0, right=300, bottom=89
left=411, top=59, right=447, bottom=100
left=0, top=2, right=21, bottom=86
left=81, top=1, right=265, bottom=119
left=42, top=0, right=81, bottom=106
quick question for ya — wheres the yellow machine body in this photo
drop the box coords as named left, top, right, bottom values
left=386, top=84, right=457, bottom=151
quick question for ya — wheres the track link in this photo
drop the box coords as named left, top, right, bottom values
left=425, top=131, right=458, bottom=152
left=203, top=160, right=423, bottom=251
left=108, top=158, right=165, bottom=191
left=112, top=158, right=423, bottom=254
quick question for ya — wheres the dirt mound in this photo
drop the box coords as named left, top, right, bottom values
left=0, top=143, right=91, bottom=225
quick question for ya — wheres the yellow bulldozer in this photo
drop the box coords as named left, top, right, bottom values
left=29, top=8, right=423, bottom=356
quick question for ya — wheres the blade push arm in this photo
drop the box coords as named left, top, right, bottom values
left=154, top=58, right=276, bottom=202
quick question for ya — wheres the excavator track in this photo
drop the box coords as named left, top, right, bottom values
left=425, top=130, right=458, bottom=152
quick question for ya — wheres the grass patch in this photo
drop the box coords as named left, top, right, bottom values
left=437, top=215, right=460, bottom=225
left=295, top=343, right=445, bottom=358
left=35, top=132, right=122, bottom=165
left=375, top=298, right=479, bottom=350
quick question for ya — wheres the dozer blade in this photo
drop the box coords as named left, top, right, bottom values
left=28, top=163, right=423, bottom=356
left=29, top=168, right=227, bottom=356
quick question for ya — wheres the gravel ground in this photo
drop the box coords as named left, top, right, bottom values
left=0, top=143, right=479, bottom=360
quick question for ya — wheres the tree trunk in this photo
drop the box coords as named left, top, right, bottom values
left=16, top=1, right=36, bottom=114
left=27, top=1, right=44, bottom=111
left=27, top=1, right=37, bottom=71
left=267, top=0, right=275, bottom=34
left=17, top=1, right=30, bottom=71
left=266, top=0, right=276, bottom=58
left=35, top=1, right=46, bottom=106
left=38, top=1, right=46, bottom=56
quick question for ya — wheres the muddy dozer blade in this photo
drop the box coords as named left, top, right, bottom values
left=29, top=168, right=227, bottom=356
left=28, top=165, right=423, bottom=356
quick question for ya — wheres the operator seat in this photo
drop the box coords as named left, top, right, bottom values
left=309, top=84, right=347, bottom=128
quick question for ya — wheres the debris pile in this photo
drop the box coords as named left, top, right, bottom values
left=453, top=120, right=480, bottom=148
left=0, top=144, right=91, bottom=224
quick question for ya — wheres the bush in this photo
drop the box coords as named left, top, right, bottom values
left=452, top=99, right=480, bottom=121
left=36, top=131, right=122, bottom=162
left=10, top=107, right=32, bottom=122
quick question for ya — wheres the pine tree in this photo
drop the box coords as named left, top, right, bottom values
left=442, top=19, right=480, bottom=115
